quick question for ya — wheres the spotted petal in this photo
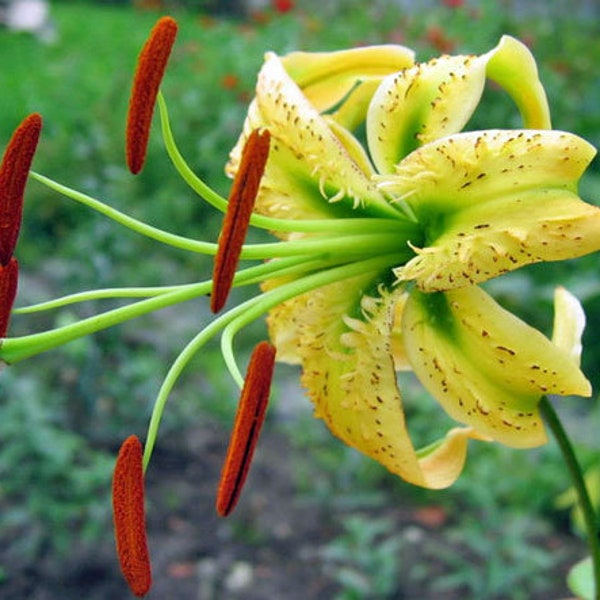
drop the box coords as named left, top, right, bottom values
left=367, top=35, right=550, bottom=174
left=387, top=129, right=599, bottom=291
left=227, top=53, right=400, bottom=224
left=403, top=286, right=591, bottom=448
left=267, top=274, right=484, bottom=488
left=282, top=45, right=415, bottom=113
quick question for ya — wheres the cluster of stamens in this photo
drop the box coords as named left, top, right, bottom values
left=2, top=13, right=600, bottom=598
left=118, top=18, right=279, bottom=595
left=0, top=14, right=417, bottom=597
left=0, top=17, right=281, bottom=597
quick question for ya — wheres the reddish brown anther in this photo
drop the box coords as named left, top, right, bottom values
left=216, top=341, right=276, bottom=517
left=112, top=435, right=152, bottom=597
left=211, top=129, right=271, bottom=313
left=0, top=257, right=18, bottom=338
left=126, top=16, right=178, bottom=174
left=0, top=113, right=42, bottom=266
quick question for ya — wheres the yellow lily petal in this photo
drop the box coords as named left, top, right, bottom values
left=552, top=287, right=586, bottom=366
left=329, top=79, right=383, bottom=132
left=484, top=35, right=551, bottom=129
left=268, top=274, right=482, bottom=488
left=387, top=130, right=599, bottom=290
left=390, top=289, right=411, bottom=371
left=403, top=286, right=592, bottom=448
left=366, top=36, right=550, bottom=174
left=325, top=116, right=378, bottom=180
left=367, top=53, right=488, bottom=173
left=282, top=45, right=415, bottom=113
left=227, top=52, right=398, bottom=221
left=417, top=427, right=490, bottom=489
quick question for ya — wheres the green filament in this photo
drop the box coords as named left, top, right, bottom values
left=142, top=253, right=406, bottom=468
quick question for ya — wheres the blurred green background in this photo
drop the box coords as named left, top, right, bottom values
left=1, top=0, right=599, bottom=598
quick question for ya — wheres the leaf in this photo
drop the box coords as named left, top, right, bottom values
left=567, top=556, right=595, bottom=600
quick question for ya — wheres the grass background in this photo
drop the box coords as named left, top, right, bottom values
left=1, top=0, right=599, bottom=598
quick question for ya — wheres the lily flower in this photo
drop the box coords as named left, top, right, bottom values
left=3, top=22, right=600, bottom=594
left=1, top=29, right=598, bottom=502
left=223, top=35, right=598, bottom=488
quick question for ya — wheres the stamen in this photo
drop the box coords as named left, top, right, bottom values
left=211, top=129, right=271, bottom=313
left=126, top=16, right=178, bottom=175
left=0, top=113, right=42, bottom=266
left=112, top=435, right=152, bottom=597
left=0, top=257, right=18, bottom=338
left=216, top=341, right=276, bottom=517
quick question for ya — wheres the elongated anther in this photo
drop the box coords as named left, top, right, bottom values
left=0, top=257, right=18, bottom=338
left=0, top=113, right=42, bottom=265
left=126, top=16, right=178, bottom=174
left=112, top=435, right=152, bottom=597
left=211, top=129, right=271, bottom=313
left=216, top=341, right=276, bottom=517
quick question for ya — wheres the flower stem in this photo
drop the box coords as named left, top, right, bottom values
left=540, top=396, right=600, bottom=600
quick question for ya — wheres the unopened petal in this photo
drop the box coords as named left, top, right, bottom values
left=403, top=286, right=592, bottom=448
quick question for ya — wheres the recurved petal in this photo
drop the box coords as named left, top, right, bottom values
left=282, top=46, right=415, bottom=113
left=484, top=35, right=551, bottom=129
left=367, top=53, right=488, bottom=173
left=416, top=426, right=490, bottom=489
left=366, top=36, right=550, bottom=175
left=227, top=105, right=344, bottom=225
left=269, top=273, right=482, bottom=488
left=228, top=53, right=398, bottom=222
left=403, top=286, right=592, bottom=448
left=552, top=287, right=586, bottom=366
left=387, top=129, right=599, bottom=290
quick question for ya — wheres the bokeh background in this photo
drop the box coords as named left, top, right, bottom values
left=1, top=0, right=599, bottom=598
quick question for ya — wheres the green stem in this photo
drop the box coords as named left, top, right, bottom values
left=540, top=396, right=600, bottom=600
left=1, top=282, right=211, bottom=363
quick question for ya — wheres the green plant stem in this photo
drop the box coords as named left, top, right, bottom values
left=540, top=396, right=600, bottom=600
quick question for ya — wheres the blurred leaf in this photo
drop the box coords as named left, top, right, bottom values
left=567, top=556, right=595, bottom=600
